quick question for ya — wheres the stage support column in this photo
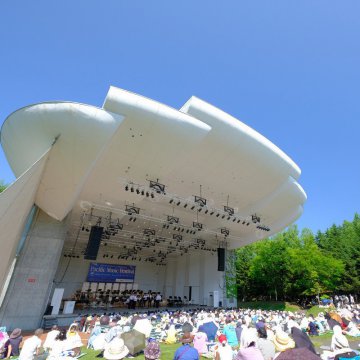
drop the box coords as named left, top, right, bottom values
left=0, top=209, right=68, bottom=330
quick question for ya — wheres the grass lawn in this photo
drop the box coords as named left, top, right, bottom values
left=79, top=343, right=180, bottom=360
left=237, top=301, right=301, bottom=312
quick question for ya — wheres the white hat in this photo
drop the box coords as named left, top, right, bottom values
left=104, top=338, right=129, bottom=360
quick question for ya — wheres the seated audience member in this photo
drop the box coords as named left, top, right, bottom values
left=66, top=324, right=83, bottom=357
left=343, top=318, right=360, bottom=337
left=88, top=315, right=110, bottom=350
left=164, top=324, right=177, bottom=344
left=214, top=334, right=233, bottom=360
left=19, top=328, right=43, bottom=360
left=235, top=330, right=264, bottom=360
left=321, top=325, right=357, bottom=360
left=308, top=316, right=319, bottom=336
left=257, top=327, right=275, bottom=360
left=223, top=318, right=238, bottom=349
left=193, top=328, right=208, bottom=355
left=43, top=325, right=60, bottom=351
left=4, top=328, right=23, bottom=358
left=173, top=335, right=199, bottom=360
left=47, top=329, right=73, bottom=360
left=104, top=338, right=129, bottom=360
left=291, top=326, right=317, bottom=354
left=144, top=340, right=161, bottom=360
left=272, top=331, right=295, bottom=356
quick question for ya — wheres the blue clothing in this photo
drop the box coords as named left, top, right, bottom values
left=223, top=324, right=239, bottom=347
left=173, top=344, right=199, bottom=360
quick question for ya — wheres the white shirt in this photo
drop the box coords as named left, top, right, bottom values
left=43, top=329, right=60, bottom=350
left=19, top=335, right=42, bottom=360
left=216, top=344, right=233, bottom=360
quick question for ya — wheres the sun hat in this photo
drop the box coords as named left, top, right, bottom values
left=10, top=328, right=21, bottom=339
left=144, top=341, right=161, bottom=360
left=273, top=331, right=295, bottom=352
left=104, top=338, right=129, bottom=360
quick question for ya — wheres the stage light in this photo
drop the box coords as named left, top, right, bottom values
left=146, top=192, right=149, bottom=197
left=177, top=201, right=181, bottom=206
left=133, top=217, right=137, bottom=222
left=184, top=203, right=188, bottom=208
left=125, top=185, right=129, bottom=191
left=204, top=209, right=208, bottom=214
left=129, top=217, right=133, bottom=221
left=131, top=187, right=134, bottom=192
left=216, top=214, right=220, bottom=218
left=222, top=215, right=225, bottom=219
left=136, top=189, right=140, bottom=194
left=141, top=190, right=145, bottom=196
left=198, top=208, right=202, bottom=212
left=191, top=205, right=195, bottom=210
left=233, top=218, right=236, bottom=222
left=169, top=199, right=174, bottom=204
left=227, top=216, right=231, bottom=220
left=151, top=193, right=154, bottom=198
left=237, top=219, right=241, bottom=223
left=210, top=211, right=214, bottom=215
left=247, top=222, right=250, bottom=226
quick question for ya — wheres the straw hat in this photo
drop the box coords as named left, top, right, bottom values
left=104, top=338, right=129, bottom=360
left=273, top=331, right=295, bottom=352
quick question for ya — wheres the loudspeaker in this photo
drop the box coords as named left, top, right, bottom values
left=84, top=226, right=103, bottom=260
left=217, top=248, right=225, bottom=271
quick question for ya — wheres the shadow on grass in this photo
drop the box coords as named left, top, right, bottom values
left=237, top=301, right=301, bottom=311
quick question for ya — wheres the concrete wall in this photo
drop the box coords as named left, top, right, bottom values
left=0, top=210, right=67, bottom=330
left=164, top=251, right=224, bottom=306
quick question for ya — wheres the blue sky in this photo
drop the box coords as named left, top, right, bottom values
left=0, top=1, right=359, bottom=233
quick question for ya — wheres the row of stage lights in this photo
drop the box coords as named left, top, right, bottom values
left=123, top=180, right=263, bottom=228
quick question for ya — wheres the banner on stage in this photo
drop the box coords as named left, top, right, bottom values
left=87, top=263, right=136, bottom=283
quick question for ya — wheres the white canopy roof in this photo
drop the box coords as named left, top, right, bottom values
left=1, top=86, right=306, bottom=262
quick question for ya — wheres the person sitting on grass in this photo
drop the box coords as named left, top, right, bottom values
left=4, top=328, right=23, bottom=358
left=19, top=328, right=43, bottom=360
left=214, top=334, right=233, bottom=360
left=173, top=335, right=199, bottom=360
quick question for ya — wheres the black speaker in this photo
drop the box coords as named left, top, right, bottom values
left=84, top=226, right=103, bottom=260
left=217, top=248, right=225, bottom=271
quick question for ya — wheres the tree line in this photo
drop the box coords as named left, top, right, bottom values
left=236, top=214, right=360, bottom=302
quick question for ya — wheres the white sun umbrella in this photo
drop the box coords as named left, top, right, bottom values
left=133, top=318, right=152, bottom=338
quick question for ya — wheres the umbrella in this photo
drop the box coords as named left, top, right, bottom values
left=201, top=321, right=218, bottom=341
left=121, top=330, right=146, bottom=355
left=133, top=318, right=152, bottom=338
left=276, top=348, right=320, bottom=360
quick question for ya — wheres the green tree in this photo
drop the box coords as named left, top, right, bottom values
left=0, top=180, right=7, bottom=193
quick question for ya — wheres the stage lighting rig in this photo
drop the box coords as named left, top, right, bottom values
left=224, top=206, right=235, bottom=216
left=220, top=228, right=230, bottom=237
left=149, top=180, right=166, bottom=194
left=125, top=205, right=140, bottom=216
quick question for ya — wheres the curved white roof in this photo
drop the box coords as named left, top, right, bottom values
left=1, top=86, right=306, bottom=255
